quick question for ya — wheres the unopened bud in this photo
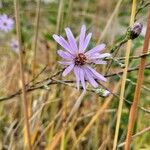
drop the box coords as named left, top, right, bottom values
left=95, top=88, right=110, bottom=97
left=127, top=22, right=143, bottom=39
left=103, top=90, right=110, bottom=97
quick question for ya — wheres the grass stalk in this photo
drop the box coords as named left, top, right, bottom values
left=65, top=0, right=73, bottom=26
left=112, top=1, right=137, bottom=149
left=124, top=11, right=150, bottom=150
left=56, top=0, right=64, bottom=35
left=14, top=0, right=31, bottom=149
left=32, top=0, right=41, bottom=78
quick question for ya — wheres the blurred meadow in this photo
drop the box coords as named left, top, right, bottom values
left=0, top=0, right=150, bottom=149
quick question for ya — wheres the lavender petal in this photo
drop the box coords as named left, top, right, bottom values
left=85, top=44, right=106, bottom=56
left=79, top=67, right=86, bottom=90
left=79, top=25, right=86, bottom=53
left=74, top=66, right=80, bottom=90
left=82, top=33, right=92, bottom=51
left=88, top=53, right=111, bottom=60
left=62, top=64, right=74, bottom=76
left=65, top=27, right=78, bottom=53
left=92, top=60, right=107, bottom=65
left=84, top=68, right=98, bottom=88
left=59, top=61, right=73, bottom=65
left=57, top=50, right=74, bottom=60
left=53, top=34, right=74, bottom=54
left=86, top=65, right=107, bottom=82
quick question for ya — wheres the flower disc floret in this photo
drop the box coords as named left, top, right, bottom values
left=75, top=53, right=87, bottom=66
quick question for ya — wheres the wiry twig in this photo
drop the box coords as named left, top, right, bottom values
left=0, top=78, right=149, bottom=116
left=0, top=64, right=150, bottom=102
left=118, top=126, right=150, bottom=148
left=105, top=63, right=150, bottom=77
left=98, top=82, right=150, bottom=114
left=135, top=2, right=150, bottom=19
left=115, top=52, right=150, bottom=61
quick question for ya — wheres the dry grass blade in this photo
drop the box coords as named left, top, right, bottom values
left=46, top=129, right=64, bottom=150
left=124, top=11, right=150, bottom=150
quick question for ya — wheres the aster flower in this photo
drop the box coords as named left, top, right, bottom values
left=0, top=14, right=14, bottom=32
left=53, top=25, right=111, bottom=90
left=10, top=39, right=19, bottom=53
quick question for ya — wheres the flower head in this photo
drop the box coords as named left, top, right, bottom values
left=0, top=14, right=14, bottom=32
left=53, top=25, right=111, bottom=90
left=10, top=39, right=19, bottom=53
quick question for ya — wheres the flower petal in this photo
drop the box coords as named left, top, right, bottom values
left=62, top=64, right=74, bottom=76
left=86, top=66, right=107, bottom=82
left=65, top=27, right=78, bottom=53
left=53, top=34, right=74, bottom=54
left=82, top=33, right=92, bottom=51
left=57, top=50, right=74, bottom=60
left=59, top=61, right=73, bottom=65
left=74, top=66, right=80, bottom=90
left=88, top=53, right=111, bottom=60
left=79, top=67, right=86, bottom=90
left=84, top=68, right=98, bottom=88
left=79, top=25, right=86, bottom=53
left=92, top=60, right=107, bottom=65
left=85, top=44, right=106, bottom=56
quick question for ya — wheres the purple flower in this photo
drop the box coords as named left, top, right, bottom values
left=0, top=14, right=14, bottom=32
left=53, top=25, right=111, bottom=90
left=10, top=39, right=19, bottom=53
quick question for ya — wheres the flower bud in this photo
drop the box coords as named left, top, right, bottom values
left=95, top=88, right=110, bottom=97
left=127, top=22, right=143, bottom=39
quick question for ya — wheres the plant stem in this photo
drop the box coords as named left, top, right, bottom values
left=14, top=0, right=31, bottom=149
left=112, top=0, right=137, bottom=150
left=124, top=10, right=150, bottom=150
left=32, top=0, right=41, bottom=78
